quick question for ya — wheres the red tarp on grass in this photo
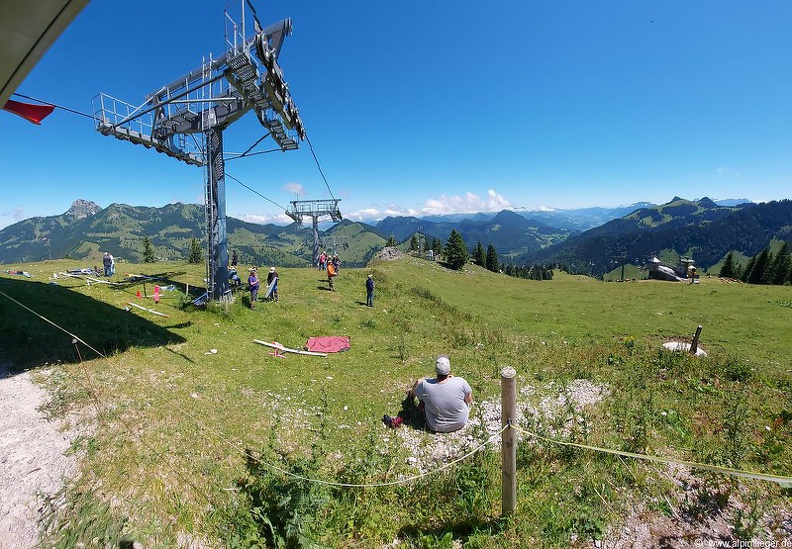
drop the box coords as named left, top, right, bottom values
left=305, top=336, right=350, bottom=353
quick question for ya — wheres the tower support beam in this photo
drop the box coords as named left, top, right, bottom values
left=93, top=2, right=305, bottom=302
left=206, top=127, right=231, bottom=300
left=285, top=199, right=342, bottom=266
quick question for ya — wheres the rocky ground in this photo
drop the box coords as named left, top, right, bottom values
left=0, top=362, right=78, bottom=549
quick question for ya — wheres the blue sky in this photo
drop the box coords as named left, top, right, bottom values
left=2, top=0, right=792, bottom=230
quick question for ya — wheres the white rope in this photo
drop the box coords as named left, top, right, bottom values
left=247, top=425, right=508, bottom=488
left=511, top=424, right=792, bottom=485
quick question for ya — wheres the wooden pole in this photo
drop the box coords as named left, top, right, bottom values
left=690, top=325, right=703, bottom=354
left=501, top=366, right=517, bottom=516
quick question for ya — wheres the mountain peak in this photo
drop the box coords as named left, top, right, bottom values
left=66, top=199, right=102, bottom=219
left=697, top=197, right=718, bottom=209
left=491, top=209, right=529, bottom=224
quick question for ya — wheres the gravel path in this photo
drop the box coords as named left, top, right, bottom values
left=0, top=362, right=78, bottom=549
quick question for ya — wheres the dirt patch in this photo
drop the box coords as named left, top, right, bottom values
left=0, top=362, right=79, bottom=548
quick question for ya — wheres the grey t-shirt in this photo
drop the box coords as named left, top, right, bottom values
left=415, top=376, right=472, bottom=432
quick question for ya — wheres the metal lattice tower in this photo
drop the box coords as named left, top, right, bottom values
left=285, top=199, right=342, bottom=267
left=92, top=2, right=305, bottom=301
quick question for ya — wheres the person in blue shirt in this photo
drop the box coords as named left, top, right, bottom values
left=248, top=267, right=259, bottom=309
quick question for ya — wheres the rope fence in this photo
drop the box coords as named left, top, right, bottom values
left=509, top=423, right=792, bottom=485
left=2, top=286, right=792, bottom=521
left=247, top=426, right=507, bottom=488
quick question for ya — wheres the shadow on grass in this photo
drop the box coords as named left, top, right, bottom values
left=109, top=271, right=204, bottom=301
left=383, top=395, right=428, bottom=431
left=396, top=517, right=506, bottom=547
left=0, top=277, right=186, bottom=374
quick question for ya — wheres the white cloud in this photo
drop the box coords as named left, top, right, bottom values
left=338, top=190, right=515, bottom=223
left=283, top=182, right=304, bottom=195
left=0, top=206, right=25, bottom=229
left=514, top=204, right=556, bottom=212
left=344, top=207, right=420, bottom=222
left=237, top=212, right=293, bottom=225
left=717, top=167, right=742, bottom=178
left=421, top=189, right=512, bottom=216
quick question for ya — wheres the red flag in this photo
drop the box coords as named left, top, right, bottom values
left=2, top=99, right=55, bottom=125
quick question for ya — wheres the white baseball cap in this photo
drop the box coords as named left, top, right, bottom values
left=435, top=355, right=451, bottom=375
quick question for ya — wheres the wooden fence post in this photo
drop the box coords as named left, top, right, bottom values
left=501, top=366, right=517, bottom=516
left=690, top=325, right=703, bottom=354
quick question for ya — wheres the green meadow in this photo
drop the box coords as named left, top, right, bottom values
left=1, top=256, right=791, bottom=547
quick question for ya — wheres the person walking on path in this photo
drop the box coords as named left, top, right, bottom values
left=248, top=267, right=260, bottom=309
left=365, top=274, right=375, bottom=307
left=406, top=355, right=473, bottom=433
left=267, top=267, right=279, bottom=302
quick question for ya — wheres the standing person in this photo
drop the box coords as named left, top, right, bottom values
left=102, top=252, right=111, bottom=276
left=327, top=259, right=337, bottom=291
left=407, top=355, right=473, bottom=433
left=248, top=267, right=260, bottom=309
left=318, top=251, right=327, bottom=270
left=108, top=252, right=115, bottom=276
left=365, top=274, right=375, bottom=307
left=231, top=250, right=238, bottom=268
left=267, top=266, right=279, bottom=302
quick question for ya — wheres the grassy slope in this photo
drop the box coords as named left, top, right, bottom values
left=1, top=257, right=791, bottom=546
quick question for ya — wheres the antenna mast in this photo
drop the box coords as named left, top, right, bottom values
left=92, top=1, right=305, bottom=301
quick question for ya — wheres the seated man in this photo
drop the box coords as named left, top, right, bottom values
left=407, top=355, right=473, bottom=432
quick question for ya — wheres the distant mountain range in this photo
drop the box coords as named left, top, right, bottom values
left=417, top=199, right=749, bottom=232
left=2, top=196, right=788, bottom=276
left=531, top=197, right=792, bottom=275
left=0, top=201, right=321, bottom=267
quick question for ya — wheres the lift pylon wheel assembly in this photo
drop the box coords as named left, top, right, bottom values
left=92, top=1, right=305, bottom=301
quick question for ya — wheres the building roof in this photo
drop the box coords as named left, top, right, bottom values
left=0, top=1, right=90, bottom=104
